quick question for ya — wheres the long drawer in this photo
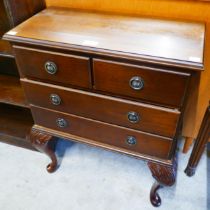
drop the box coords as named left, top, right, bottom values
left=31, top=105, right=172, bottom=159
left=22, top=79, right=180, bottom=137
left=93, top=59, right=191, bottom=108
left=14, top=46, right=91, bottom=88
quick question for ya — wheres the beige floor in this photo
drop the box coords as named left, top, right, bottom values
left=0, top=139, right=208, bottom=210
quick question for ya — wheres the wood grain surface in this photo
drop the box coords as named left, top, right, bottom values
left=31, top=105, right=172, bottom=159
left=4, top=7, right=204, bottom=68
left=14, top=46, right=91, bottom=88
left=93, top=59, right=190, bottom=108
left=45, top=0, right=210, bottom=140
left=21, top=79, right=180, bottom=137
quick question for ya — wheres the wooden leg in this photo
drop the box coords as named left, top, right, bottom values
left=185, top=105, right=210, bottom=177
left=184, top=165, right=196, bottom=177
left=148, top=158, right=177, bottom=207
left=183, top=137, right=194, bottom=153
left=150, top=181, right=162, bottom=207
left=29, top=127, right=58, bottom=173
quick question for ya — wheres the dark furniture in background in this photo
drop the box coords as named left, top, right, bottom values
left=0, top=0, right=45, bottom=150
left=4, top=7, right=205, bottom=206
left=185, top=103, right=210, bottom=176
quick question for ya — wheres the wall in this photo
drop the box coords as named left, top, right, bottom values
left=45, top=0, right=210, bottom=138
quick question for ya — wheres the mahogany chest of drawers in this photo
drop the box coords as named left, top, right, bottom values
left=4, top=7, right=205, bottom=207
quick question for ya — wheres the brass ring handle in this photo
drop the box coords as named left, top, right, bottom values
left=56, top=118, right=68, bottom=128
left=45, top=61, right=57, bottom=75
left=126, top=136, right=137, bottom=146
left=127, top=111, right=140, bottom=123
left=129, top=76, right=144, bottom=90
left=50, top=94, right=61, bottom=106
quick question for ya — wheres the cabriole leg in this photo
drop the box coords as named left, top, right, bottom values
left=148, top=158, right=177, bottom=207
left=29, top=127, right=58, bottom=173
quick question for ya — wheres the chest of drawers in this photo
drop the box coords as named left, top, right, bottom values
left=4, top=7, right=205, bottom=207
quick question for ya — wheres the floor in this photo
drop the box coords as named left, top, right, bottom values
left=0, top=139, right=209, bottom=210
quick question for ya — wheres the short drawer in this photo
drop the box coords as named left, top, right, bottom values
left=22, top=79, right=180, bottom=138
left=31, top=105, right=172, bottom=159
left=14, top=46, right=91, bottom=88
left=93, top=59, right=191, bottom=107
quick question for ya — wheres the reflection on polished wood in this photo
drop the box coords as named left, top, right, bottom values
left=5, top=4, right=206, bottom=206
left=45, top=0, right=210, bottom=151
left=4, top=7, right=205, bottom=69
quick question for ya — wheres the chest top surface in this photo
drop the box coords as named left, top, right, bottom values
left=4, top=7, right=205, bottom=70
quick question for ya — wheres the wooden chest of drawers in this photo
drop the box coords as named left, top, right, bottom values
left=4, top=7, right=205, bottom=207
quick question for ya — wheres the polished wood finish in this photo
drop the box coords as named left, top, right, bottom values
left=93, top=59, right=191, bottom=107
left=6, top=7, right=206, bottom=206
left=45, top=0, right=210, bottom=157
left=22, top=79, right=180, bottom=137
left=185, top=104, right=210, bottom=176
left=1, top=0, right=46, bottom=57
left=0, top=1, right=12, bottom=57
left=0, top=2, right=10, bottom=36
left=30, top=127, right=57, bottom=172
left=149, top=182, right=162, bottom=207
left=4, top=7, right=205, bottom=70
left=148, top=157, right=177, bottom=207
left=31, top=105, right=172, bottom=159
left=0, top=104, right=34, bottom=150
left=0, top=75, right=28, bottom=108
left=14, top=46, right=91, bottom=88
left=3, top=0, right=46, bottom=26
left=0, top=40, right=12, bottom=57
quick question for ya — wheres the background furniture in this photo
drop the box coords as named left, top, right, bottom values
left=185, top=103, right=210, bottom=176
left=0, top=0, right=45, bottom=150
left=4, top=7, right=205, bottom=207
left=44, top=0, right=210, bottom=153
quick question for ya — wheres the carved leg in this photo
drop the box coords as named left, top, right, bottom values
left=148, top=159, right=177, bottom=207
left=29, top=128, right=58, bottom=173
left=150, top=181, right=162, bottom=207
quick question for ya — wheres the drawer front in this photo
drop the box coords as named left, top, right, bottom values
left=93, top=59, right=191, bottom=107
left=22, top=79, right=180, bottom=137
left=31, top=106, right=172, bottom=159
left=14, top=46, right=91, bottom=88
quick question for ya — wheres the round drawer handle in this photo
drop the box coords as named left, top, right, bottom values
left=45, top=61, right=57, bottom=75
left=129, top=76, right=144, bottom=90
left=50, top=94, right=61, bottom=106
left=56, top=118, right=68, bottom=128
left=126, top=136, right=137, bottom=146
left=127, top=111, right=140, bottom=123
